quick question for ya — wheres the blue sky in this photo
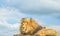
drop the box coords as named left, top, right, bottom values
left=0, top=0, right=60, bottom=36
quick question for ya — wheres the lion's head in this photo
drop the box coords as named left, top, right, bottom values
left=20, top=18, right=40, bottom=35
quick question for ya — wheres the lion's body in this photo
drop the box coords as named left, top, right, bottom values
left=35, top=28, right=58, bottom=36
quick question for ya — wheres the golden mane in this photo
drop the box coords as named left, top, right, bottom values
left=20, top=18, right=40, bottom=35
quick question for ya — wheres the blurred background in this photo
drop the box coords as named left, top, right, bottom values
left=0, top=0, right=60, bottom=36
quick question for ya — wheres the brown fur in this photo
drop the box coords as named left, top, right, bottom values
left=20, top=18, right=40, bottom=35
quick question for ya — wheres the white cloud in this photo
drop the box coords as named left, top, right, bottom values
left=0, top=7, right=26, bottom=36
left=47, top=25, right=60, bottom=31
left=2, top=0, right=60, bottom=10
left=0, top=7, right=25, bottom=29
left=0, top=0, right=60, bottom=19
left=0, top=20, right=19, bottom=29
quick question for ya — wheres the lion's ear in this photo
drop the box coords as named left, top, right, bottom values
left=20, top=18, right=25, bottom=23
left=21, top=18, right=25, bottom=21
left=20, top=18, right=24, bottom=22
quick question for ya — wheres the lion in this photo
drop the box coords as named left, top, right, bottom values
left=20, top=18, right=42, bottom=35
left=20, top=18, right=58, bottom=36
